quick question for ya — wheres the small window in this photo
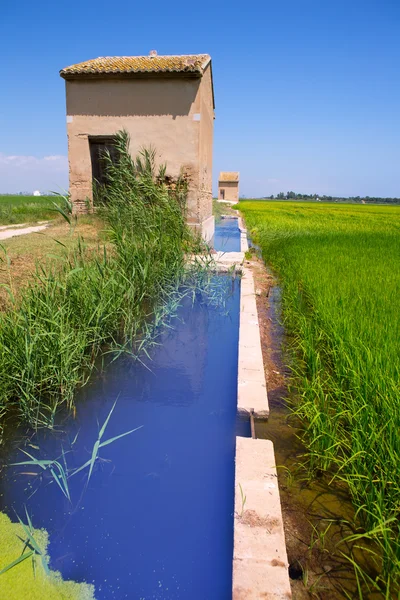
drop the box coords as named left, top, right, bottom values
left=220, top=189, right=225, bottom=200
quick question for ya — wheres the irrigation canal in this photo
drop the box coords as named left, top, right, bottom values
left=213, top=216, right=241, bottom=252
left=0, top=221, right=245, bottom=599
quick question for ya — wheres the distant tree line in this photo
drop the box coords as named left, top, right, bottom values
left=263, top=192, right=400, bottom=205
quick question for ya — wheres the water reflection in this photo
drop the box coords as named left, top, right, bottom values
left=214, top=217, right=241, bottom=252
left=0, top=278, right=240, bottom=600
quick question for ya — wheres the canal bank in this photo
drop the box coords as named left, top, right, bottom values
left=246, top=248, right=389, bottom=599
left=213, top=215, right=291, bottom=599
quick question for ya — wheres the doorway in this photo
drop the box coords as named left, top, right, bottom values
left=89, top=136, right=119, bottom=204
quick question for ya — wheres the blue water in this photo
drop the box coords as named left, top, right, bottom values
left=0, top=279, right=241, bottom=599
left=214, top=217, right=241, bottom=252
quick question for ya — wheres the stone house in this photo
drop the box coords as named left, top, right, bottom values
left=218, top=172, right=239, bottom=202
left=59, top=53, right=215, bottom=241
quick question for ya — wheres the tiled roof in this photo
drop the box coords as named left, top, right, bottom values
left=60, top=54, right=211, bottom=79
left=219, top=172, right=239, bottom=183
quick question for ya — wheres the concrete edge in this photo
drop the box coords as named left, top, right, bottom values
left=200, top=216, right=268, bottom=418
left=237, top=264, right=268, bottom=419
left=238, top=216, right=249, bottom=253
left=192, top=214, right=291, bottom=597
left=234, top=214, right=267, bottom=419
left=233, top=214, right=292, bottom=599
left=233, top=438, right=291, bottom=600
left=187, top=215, right=215, bottom=244
left=201, top=214, right=216, bottom=243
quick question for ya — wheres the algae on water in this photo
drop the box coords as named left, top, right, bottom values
left=0, top=511, right=95, bottom=600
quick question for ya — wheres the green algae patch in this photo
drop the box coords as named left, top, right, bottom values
left=0, top=511, right=95, bottom=600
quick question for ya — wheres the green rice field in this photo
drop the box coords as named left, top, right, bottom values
left=0, top=195, right=59, bottom=225
left=239, top=200, right=400, bottom=593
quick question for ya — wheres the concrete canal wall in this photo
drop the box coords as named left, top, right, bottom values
left=214, top=215, right=292, bottom=599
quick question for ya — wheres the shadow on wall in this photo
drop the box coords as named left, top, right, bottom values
left=66, top=79, right=201, bottom=119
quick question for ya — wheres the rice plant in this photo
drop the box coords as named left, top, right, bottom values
left=239, top=200, right=400, bottom=593
left=238, top=483, right=247, bottom=518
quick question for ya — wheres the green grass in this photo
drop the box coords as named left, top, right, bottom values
left=239, top=200, right=400, bottom=594
left=0, top=195, right=60, bottom=225
left=0, top=217, right=104, bottom=304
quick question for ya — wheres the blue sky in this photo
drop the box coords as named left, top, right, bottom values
left=0, top=0, right=399, bottom=197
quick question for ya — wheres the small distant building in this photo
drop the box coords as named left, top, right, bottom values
left=59, top=52, right=215, bottom=241
left=33, top=190, right=41, bottom=196
left=218, top=172, right=239, bottom=202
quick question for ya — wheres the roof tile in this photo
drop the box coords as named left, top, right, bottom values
left=60, top=54, right=210, bottom=78
left=219, top=172, right=239, bottom=182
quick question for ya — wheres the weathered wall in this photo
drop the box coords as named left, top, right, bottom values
left=219, top=181, right=239, bottom=202
left=197, top=64, right=214, bottom=226
left=65, top=76, right=213, bottom=234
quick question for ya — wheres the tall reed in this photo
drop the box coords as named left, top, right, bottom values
left=0, top=131, right=201, bottom=438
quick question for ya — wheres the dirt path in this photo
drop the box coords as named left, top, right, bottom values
left=0, top=222, right=48, bottom=241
